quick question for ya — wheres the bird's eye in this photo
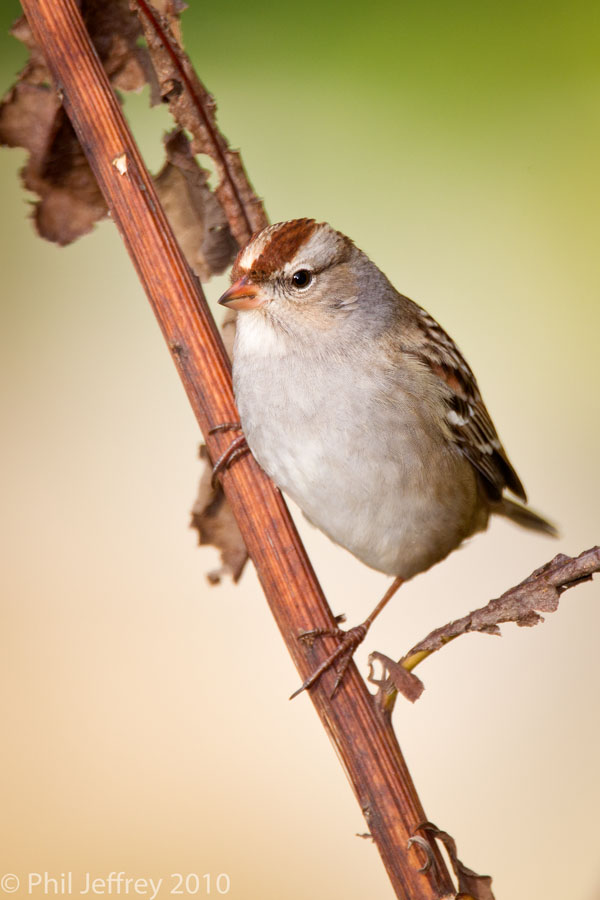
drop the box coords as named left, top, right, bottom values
left=291, top=269, right=312, bottom=289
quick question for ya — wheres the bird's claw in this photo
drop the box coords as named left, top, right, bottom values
left=297, top=614, right=347, bottom=646
left=291, top=622, right=369, bottom=700
left=208, top=422, right=242, bottom=435
left=208, top=423, right=249, bottom=488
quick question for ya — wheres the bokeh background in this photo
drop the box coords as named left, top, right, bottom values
left=1, top=1, right=599, bottom=898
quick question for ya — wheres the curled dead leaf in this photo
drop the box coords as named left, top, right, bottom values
left=76, top=0, right=148, bottom=92
left=190, top=308, right=248, bottom=584
left=190, top=445, right=248, bottom=584
left=154, top=128, right=237, bottom=280
left=368, top=651, right=424, bottom=703
left=2, top=0, right=253, bottom=584
left=0, top=2, right=184, bottom=244
left=411, top=822, right=495, bottom=900
left=131, top=0, right=267, bottom=248
left=0, top=82, right=107, bottom=244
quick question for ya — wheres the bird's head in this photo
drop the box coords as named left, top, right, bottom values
left=218, top=219, right=369, bottom=336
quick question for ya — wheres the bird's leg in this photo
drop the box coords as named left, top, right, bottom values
left=208, top=422, right=250, bottom=487
left=291, top=576, right=404, bottom=699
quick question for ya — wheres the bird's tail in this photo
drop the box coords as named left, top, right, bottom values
left=497, top=498, right=559, bottom=537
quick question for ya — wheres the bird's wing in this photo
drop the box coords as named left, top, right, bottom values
left=410, top=304, right=526, bottom=502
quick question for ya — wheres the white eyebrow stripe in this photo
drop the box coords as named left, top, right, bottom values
left=239, top=228, right=274, bottom=269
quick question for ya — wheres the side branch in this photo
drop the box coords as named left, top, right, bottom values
left=18, top=1, right=454, bottom=897
left=374, top=548, right=600, bottom=712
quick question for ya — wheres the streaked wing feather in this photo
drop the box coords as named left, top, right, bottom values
left=413, top=306, right=526, bottom=502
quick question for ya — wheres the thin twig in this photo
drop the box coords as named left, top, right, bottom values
left=374, top=548, right=600, bottom=714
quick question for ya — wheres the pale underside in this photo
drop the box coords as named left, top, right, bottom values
left=233, top=310, right=487, bottom=580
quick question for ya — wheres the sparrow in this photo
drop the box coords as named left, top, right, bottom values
left=217, top=218, right=556, bottom=694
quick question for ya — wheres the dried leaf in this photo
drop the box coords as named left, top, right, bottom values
left=9, top=15, right=49, bottom=86
left=412, top=822, right=495, bottom=900
left=78, top=0, right=147, bottom=92
left=190, top=445, right=248, bottom=584
left=190, top=307, right=248, bottom=583
left=3, top=1, right=249, bottom=580
left=132, top=0, right=267, bottom=248
left=1, top=14, right=104, bottom=245
left=155, top=129, right=237, bottom=280
left=368, top=651, right=424, bottom=703
left=0, top=2, right=185, bottom=243
left=0, top=82, right=107, bottom=244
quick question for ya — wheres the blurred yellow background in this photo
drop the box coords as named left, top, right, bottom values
left=1, top=1, right=599, bottom=898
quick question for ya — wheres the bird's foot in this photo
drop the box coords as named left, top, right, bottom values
left=290, top=619, right=370, bottom=700
left=208, top=422, right=250, bottom=487
left=290, top=578, right=405, bottom=700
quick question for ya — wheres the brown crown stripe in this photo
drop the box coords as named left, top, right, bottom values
left=233, top=218, right=318, bottom=281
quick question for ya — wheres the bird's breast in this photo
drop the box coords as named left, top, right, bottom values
left=232, top=321, right=482, bottom=578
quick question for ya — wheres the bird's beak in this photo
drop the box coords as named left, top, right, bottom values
left=218, top=276, right=265, bottom=310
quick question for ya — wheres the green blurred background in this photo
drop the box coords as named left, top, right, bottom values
left=1, top=1, right=599, bottom=898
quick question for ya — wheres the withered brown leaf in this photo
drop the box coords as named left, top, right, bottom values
left=0, top=82, right=107, bottom=244
left=410, top=822, right=495, bottom=900
left=368, top=651, right=424, bottom=703
left=79, top=0, right=148, bottom=92
left=154, top=128, right=237, bottom=280
left=190, top=308, right=249, bottom=583
left=190, top=445, right=248, bottom=585
left=0, top=1, right=182, bottom=244
left=131, top=0, right=267, bottom=248
left=0, top=16, right=108, bottom=245
left=2, top=0, right=253, bottom=582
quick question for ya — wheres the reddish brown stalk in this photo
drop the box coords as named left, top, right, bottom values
left=17, top=1, right=455, bottom=897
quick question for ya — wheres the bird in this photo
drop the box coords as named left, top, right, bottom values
left=217, top=218, right=556, bottom=695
